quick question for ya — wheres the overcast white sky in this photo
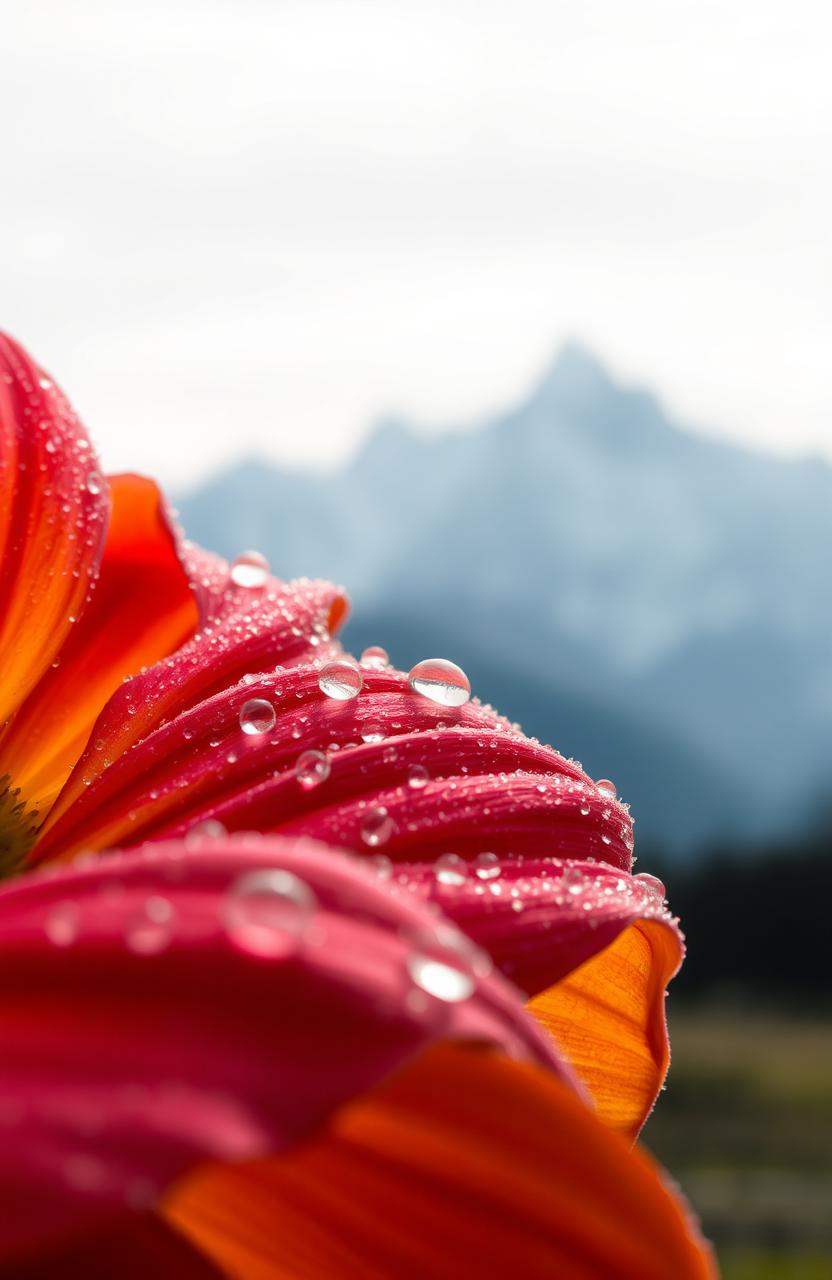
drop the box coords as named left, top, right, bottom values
left=2, top=0, right=831, bottom=488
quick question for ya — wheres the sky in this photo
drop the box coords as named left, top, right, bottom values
left=2, top=0, right=831, bottom=489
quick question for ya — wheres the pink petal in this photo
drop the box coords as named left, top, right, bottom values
left=392, top=854, right=682, bottom=997
left=0, top=834, right=573, bottom=1264
left=37, top=664, right=633, bottom=871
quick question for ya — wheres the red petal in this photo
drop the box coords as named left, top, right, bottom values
left=0, top=834, right=570, bottom=1265
left=0, top=333, right=108, bottom=726
left=40, top=576, right=349, bottom=845
left=36, top=665, right=631, bottom=868
left=373, top=854, right=684, bottom=1138
left=0, top=475, right=197, bottom=813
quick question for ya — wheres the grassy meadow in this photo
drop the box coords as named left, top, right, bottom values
left=643, top=1004, right=832, bottom=1279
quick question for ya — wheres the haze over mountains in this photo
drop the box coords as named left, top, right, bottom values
left=177, top=344, right=832, bottom=854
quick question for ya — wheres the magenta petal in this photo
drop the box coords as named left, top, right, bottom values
left=38, top=664, right=633, bottom=871
left=0, top=834, right=573, bottom=1264
left=390, top=855, right=683, bottom=997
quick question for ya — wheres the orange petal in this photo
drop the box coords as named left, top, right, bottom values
left=0, top=333, right=109, bottom=728
left=0, top=475, right=197, bottom=813
left=527, top=917, right=682, bottom=1140
left=164, top=1042, right=716, bottom=1280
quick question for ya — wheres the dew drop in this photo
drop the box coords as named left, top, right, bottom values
left=633, top=872, right=667, bottom=899
left=230, top=551, right=269, bottom=589
left=368, top=854, right=393, bottom=881
left=473, top=851, right=501, bottom=881
left=596, top=779, right=617, bottom=800
left=407, top=658, right=471, bottom=707
left=295, top=749, right=330, bottom=790
left=85, top=471, right=103, bottom=496
left=126, top=896, right=175, bottom=954
left=434, top=853, right=468, bottom=887
left=563, top=867, right=586, bottom=896
left=406, top=924, right=489, bottom=1004
left=360, top=723, right=385, bottom=744
left=185, top=818, right=227, bottom=845
left=45, top=901, right=79, bottom=947
left=319, top=660, right=363, bottom=701
left=408, top=764, right=429, bottom=789
left=239, top=697, right=276, bottom=735
left=225, top=869, right=316, bottom=958
left=360, top=805, right=396, bottom=847
left=360, top=645, right=389, bottom=669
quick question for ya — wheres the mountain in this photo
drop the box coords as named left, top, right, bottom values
left=176, top=343, right=832, bottom=854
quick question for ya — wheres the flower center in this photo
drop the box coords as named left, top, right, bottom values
left=0, top=774, right=40, bottom=877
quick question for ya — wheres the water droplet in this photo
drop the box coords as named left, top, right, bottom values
left=406, top=924, right=489, bottom=1003
left=596, top=778, right=617, bottom=799
left=185, top=818, right=227, bottom=844
left=473, top=851, right=501, bottom=880
left=85, top=471, right=102, bottom=496
left=45, top=901, right=79, bottom=946
left=408, top=764, right=429, bottom=789
left=563, top=867, right=586, bottom=896
left=434, top=853, right=468, bottom=887
left=579, top=805, right=591, bottom=816
left=360, top=723, right=385, bottom=743
left=295, top=749, right=330, bottom=790
left=360, top=645, right=389, bottom=669
left=360, top=805, right=396, bottom=847
left=230, top=551, right=269, bottom=589
left=225, top=869, right=316, bottom=958
left=319, top=660, right=363, bottom=701
left=368, top=854, right=393, bottom=881
left=633, top=872, right=666, bottom=900
left=407, top=658, right=471, bottom=707
left=126, top=896, right=175, bottom=954
left=239, top=697, right=276, bottom=735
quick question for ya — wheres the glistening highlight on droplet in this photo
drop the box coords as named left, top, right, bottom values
left=407, top=657, right=471, bottom=707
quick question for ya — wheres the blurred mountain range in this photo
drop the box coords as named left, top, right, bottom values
left=176, top=343, right=832, bottom=855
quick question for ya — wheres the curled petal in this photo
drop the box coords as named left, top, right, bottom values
left=0, top=475, right=197, bottom=813
left=36, top=666, right=631, bottom=869
left=165, top=1042, right=717, bottom=1280
left=41, top=579, right=349, bottom=841
left=388, top=854, right=683, bottom=1138
left=0, top=834, right=570, bottom=1265
left=0, top=333, right=108, bottom=726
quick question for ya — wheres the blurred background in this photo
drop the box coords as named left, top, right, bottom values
left=3, top=2, right=831, bottom=1274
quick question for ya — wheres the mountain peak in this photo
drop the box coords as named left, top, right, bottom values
left=536, top=340, right=612, bottom=400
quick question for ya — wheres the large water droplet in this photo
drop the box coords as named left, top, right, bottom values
left=407, top=658, right=471, bottom=707
left=473, top=851, right=501, bottom=880
left=360, top=723, right=385, bottom=743
left=126, top=897, right=175, bottom=954
left=230, top=551, right=269, bottom=589
left=360, top=646, right=389, bottom=669
left=239, top=698, right=276, bottom=735
left=360, top=806, right=396, bottom=847
left=185, top=818, right=227, bottom=845
left=633, top=872, right=666, bottom=900
left=295, top=749, right=331, bottom=790
left=319, top=660, right=363, bottom=701
left=85, top=470, right=103, bottom=496
left=408, top=764, right=429, bottom=789
left=563, top=867, right=586, bottom=896
left=225, top=869, right=316, bottom=958
left=434, top=853, right=468, bottom=886
left=406, top=924, right=489, bottom=1004
left=596, top=779, right=617, bottom=800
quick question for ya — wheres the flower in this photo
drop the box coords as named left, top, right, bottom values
left=0, top=334, right=716, bottom=1276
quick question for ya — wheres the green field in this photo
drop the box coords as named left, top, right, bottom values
left=643, top=1005, right=832, bottom=1278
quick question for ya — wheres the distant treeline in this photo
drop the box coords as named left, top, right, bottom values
left=646, top=826, right=831, bottom=1004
